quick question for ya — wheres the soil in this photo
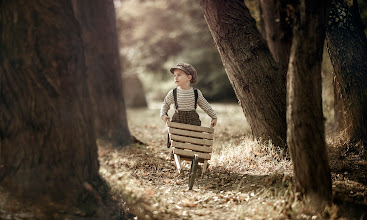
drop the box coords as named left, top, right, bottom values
left=1, top=104, right=366, bottom=219
left=95, top=105, right=367, bottom=220
left=97, top=140, right=367, bottom=220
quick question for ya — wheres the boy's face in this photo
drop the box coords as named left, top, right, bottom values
left=173, top=69, right=192, bottom=87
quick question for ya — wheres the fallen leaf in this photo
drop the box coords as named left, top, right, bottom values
left=145, top=188, right=155, bottom=197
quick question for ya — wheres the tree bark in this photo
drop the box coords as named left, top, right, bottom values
left=72, top=0, right=132, bottom=146
left=199, top=0, right=287, bottom=148
left=287, top=0, right=332, bottom=205
left=259, top=0, right=296, bottom=74
left=0, top=1, right=110, bottom=217
left=326, top=0, right=367, bottom=147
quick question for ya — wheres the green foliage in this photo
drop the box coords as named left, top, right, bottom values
left=115, top=0, right=236, bottom=101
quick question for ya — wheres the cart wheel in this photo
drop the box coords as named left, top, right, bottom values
left=188, top=155, right=199, bottom=190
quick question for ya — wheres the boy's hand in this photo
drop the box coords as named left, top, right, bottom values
left=211, top=118, right=217, bottom=127
left=161, top=115, right=170, bottom=123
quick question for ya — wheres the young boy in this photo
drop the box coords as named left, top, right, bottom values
left=160, top=62, right=218, bottom=131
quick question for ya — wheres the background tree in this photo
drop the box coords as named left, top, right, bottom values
left=258, top=1, right=336, bottom=130
left=326, top=0, right=367, bottom=150
left=115, top=0, right=236, bottom=101
left=73, top=0, right=132, bottom=145
left=287, top=0, right=332, bottom=205
left=258, top=0, right=296, bottom=74
left=0, top=1, right=112, bottom=217
left=199, top=0, right=287, bottom=148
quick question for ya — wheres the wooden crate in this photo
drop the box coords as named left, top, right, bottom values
left=167, top=121, right=214, bottom=174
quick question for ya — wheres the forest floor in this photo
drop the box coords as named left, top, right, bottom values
left=98, top=102, right=367, bottom=220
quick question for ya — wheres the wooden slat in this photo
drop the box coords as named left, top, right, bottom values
left=173, top=148, right=211, bottom=160
left=174, top=154, right=182, bottom=174
left=170, top=134, right=213, bottom=146
left=202, top=160, right=208, bottom=174
left=171, top=141, right=212, bottom=153
left=167, top=121, right=214, bottom=133
left=179, top=157, right=205, bottom=162
left=168, top=128, right=213, bottom=140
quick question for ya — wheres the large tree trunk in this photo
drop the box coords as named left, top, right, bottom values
left=326, top=0, right=367, bottom=148
left=199, top=0, right=287, bottom=148
left=287, top=0, right=332, bottom=205
left=72, top=0, right=132, bottom=146
left=259, top=0, right=296, bottom=74
left=0, top=1, right=110, bottom=217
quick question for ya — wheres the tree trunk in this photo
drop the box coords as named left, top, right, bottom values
left=287, top=0, right=332, bottom=205
left=199, top=0, right=287, bottom=148
left=259, top=0, right=296, bottom=74
left=72, top=0, right=132, bottom=146
left=0, top=1, right=110, bottom=217
left=326, top=0, right=367, bottom=148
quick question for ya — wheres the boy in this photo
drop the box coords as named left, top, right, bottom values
left=160, top=62, right=217, bottom=132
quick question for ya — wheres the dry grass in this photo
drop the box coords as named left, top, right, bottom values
left=97, top=102, right=366, bottom=220
left=211, top=136, right=292, bottom=175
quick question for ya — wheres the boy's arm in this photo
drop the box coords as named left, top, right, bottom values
left=160, top=90, right=174, bottom=122
left=197, top=89, right=217, bottom=121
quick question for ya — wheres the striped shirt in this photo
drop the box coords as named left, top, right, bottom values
left=160, top=87, right=217, bottom=119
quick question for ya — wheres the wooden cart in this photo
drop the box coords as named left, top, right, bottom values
left=167, top=121, right=214, bottom=190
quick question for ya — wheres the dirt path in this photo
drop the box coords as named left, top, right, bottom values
left=98, top=142, right=367, bottom=220
left=98, top=144, right=295, bottom=220
left=96, top=106, right=367, bottom=220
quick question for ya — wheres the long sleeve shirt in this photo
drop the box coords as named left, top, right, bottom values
left=160, top=87, right=217, bottom=119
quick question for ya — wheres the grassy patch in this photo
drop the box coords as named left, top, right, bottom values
left=97, top=102, right=366, bottom=219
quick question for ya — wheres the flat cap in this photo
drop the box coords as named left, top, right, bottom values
left=170, top=62, right=198, bottom=84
